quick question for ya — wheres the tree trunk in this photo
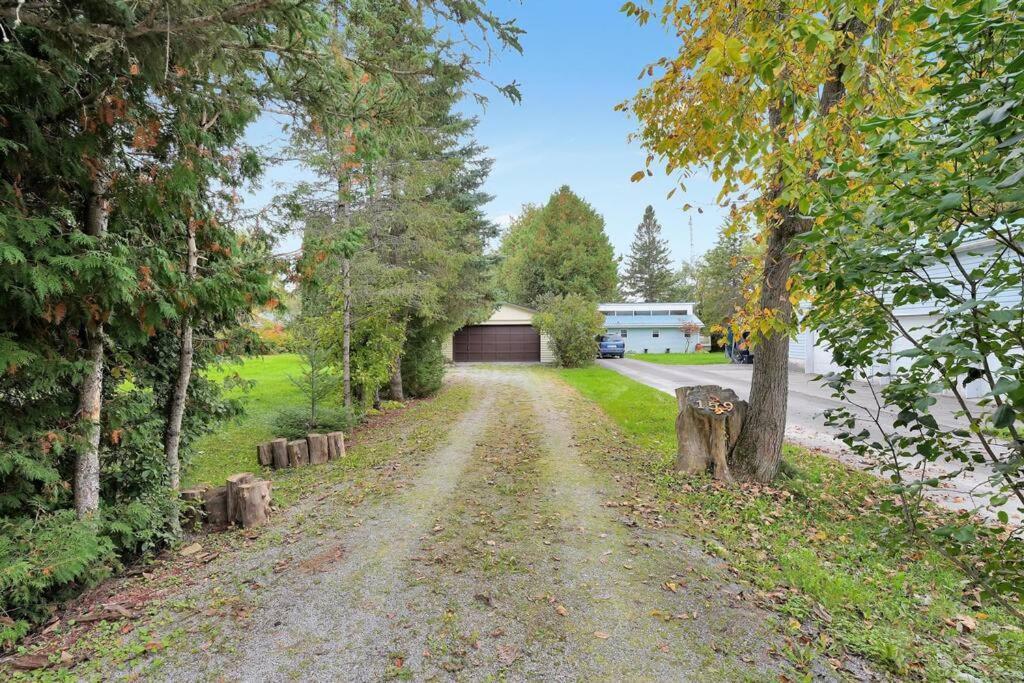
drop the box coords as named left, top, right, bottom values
left=75, top=173, right=110, bottom=518
left=389, top=355, right=404, bottom=401
left=164, top=222, right=198, bottom=493
left=342, top=256, right=352, bottom=408
left=730, top=209, right=800, bottom=482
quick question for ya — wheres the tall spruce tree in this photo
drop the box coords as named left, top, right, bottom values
left=498, top=187, right=618, bottom=306
left=621, top=206, right=674, bottom=302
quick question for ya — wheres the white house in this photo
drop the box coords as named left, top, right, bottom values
left=599, top=302, right=705, bottom=355
left=443, top=303, right=554, bottom=363
left=789, top=239, right=1015, bottom=398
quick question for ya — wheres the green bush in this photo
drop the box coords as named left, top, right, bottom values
left=532, top=294, right=604, bottom=368
left=0, top=512, right=116, bottom=647
left=271, top=406, right=358, bottom=440
left=401, top=327, right=445, bottom=397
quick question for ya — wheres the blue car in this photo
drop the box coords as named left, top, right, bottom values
left=597, top=333, right=625, bottom=359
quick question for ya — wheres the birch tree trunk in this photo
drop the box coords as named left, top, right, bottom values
left=164, top=221, right=198, bottom=492
left=75, top=173, right=110, bottom=518
left=342, top=255, right=352, bottom=408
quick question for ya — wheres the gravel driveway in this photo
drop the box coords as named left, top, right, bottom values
left=104, top=366, right=794, bottom=682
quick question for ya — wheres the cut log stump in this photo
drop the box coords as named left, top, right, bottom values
left=235, top=480, right=272, bottom=528
left=226, top=473, right=256, bottom=525
left=257, top=441, right=273, bottom=467
left=307, top=433, right=329, bottom=465
left=675, top=385, right=747, bottom=482
left=180, top=486, right=208, bottom=530
left=202, top=485, right=229, bottom=528
left=287, top=439, right=309, bottom=467
left=327, top=431, right=346, bottom=460
left=270, top=438, right=289, bottom=470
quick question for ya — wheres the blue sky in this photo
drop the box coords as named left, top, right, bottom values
left=463, top=0, right=725, bottom=264
left=247, top=1, right=726, bottom=264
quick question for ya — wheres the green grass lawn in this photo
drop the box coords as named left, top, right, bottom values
left=184, top=354, right=306, bottom=488
left=556, top=364, right=1024, bottom=681
left=625, top=351, right=731, bottom=365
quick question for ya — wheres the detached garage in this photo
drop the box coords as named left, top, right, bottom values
left=443, top=303, right=554, bottom=364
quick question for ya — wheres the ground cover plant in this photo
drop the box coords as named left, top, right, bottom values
left=625, top=352, right=731, bottom=366
left=555, top=365, right=1024, bottom=680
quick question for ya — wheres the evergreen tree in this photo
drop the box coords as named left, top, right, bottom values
left=498, top=187, right=618, bottom=306
left=621, top=206, right=675, bottom=302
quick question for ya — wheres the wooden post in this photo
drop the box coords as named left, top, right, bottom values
left=287, top=439, right=309, bottom=467
left=675, top=385, right=747, bottom=482
left=270, top=438, right=288, bottom=470
left=235, top=480, right=272, bottom=528
left=327, top=431, right=346, bottom=460
left=226, top=473, right=256, bottom=525
left=202, top=485, right=229, bottom=528
left=257, top=442, right=273, bottom=467
left=307, top=433, right=329, bottom=465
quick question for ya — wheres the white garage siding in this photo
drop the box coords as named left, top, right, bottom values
left=443, top=303, right=554, bottom=364
left=790, top=240, right=1012, bottom=398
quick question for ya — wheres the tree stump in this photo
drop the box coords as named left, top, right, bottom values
left=307, top=433, right=329, bottom=465
left=287, top=439, right=309, bottom=467
left=226, top=473, right=256, bottom=525
left=202, top=485, right=229, bottom=528
left=256, top=442, right=273, bottom=467
left=270, top=438, right=289, bottom=470
left=235, top=480, right=272, bottom=528
left=675, top=385, right=747, bottom=482
left=180, top=486, right=208, bottom=530
left=327, top=431, right=346, bottom=460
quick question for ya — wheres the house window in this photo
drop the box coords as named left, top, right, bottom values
left=652, top=330, right=660, bottom=338
left=684, top=332, right=691, bottom=338
left=652, top=310, right=670, bottom=315
left=670, top=309, right=686, bottom=315
left=620, top=329, right=628, bottom=337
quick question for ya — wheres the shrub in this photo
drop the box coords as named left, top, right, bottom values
left=532, top=294, right=604, bottom=368
left=401, top=326, right=445, bottom=397
left=0, top=512, right=116, bottom=648
left=271, top=406, right=358, bottom=440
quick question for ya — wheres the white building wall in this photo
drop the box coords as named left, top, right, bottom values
left=607, top=327, right=697, bottom=354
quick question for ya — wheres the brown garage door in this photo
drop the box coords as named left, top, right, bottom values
left=453, top=325, right=540, bottom=362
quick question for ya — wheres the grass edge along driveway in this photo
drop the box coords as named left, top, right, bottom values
left=553, top=364, right=1024, bottom=681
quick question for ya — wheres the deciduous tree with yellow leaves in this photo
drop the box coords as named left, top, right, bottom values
left=621, top=0, right=927, bottom=481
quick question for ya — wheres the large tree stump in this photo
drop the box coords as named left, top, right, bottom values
left=327, top=431, right=346, bottom=460
left=675, top=385, right=747, bottom=482
left=202, top=485, right=229, bottom=528
left=235, top=480, right=272, bottom=528
left=270, top=438, right=289, bottom=470
left=287, top=439, right=309, bottom=467
left=307, top=433, right=329, bottom=465
left=256, top=442, right=273, bottom=467
left=226, top=473, right=256, bottom=525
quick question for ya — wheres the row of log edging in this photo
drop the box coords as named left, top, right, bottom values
left=256, top=432, right=346, bottom=470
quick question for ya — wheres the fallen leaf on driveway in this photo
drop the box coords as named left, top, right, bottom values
left=594, top=631, right=610, bottom=639
left=555, top=604, right=568, bottom=616
left=663, top=582, right=678, bottom=592
left=179, top=543, right=203, bottom=556
left=497, top=644, right=520, bottom=664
